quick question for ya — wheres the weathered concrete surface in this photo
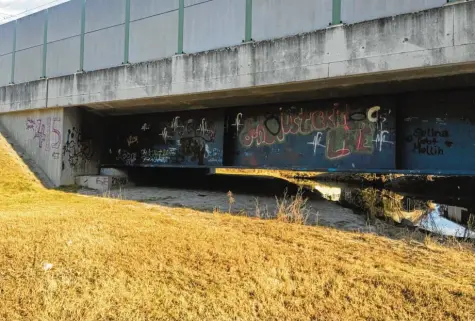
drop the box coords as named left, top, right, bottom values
left=1, top=1, right=475, bottom=114
left=0, top=122, right=55, bottom=188
left=0, top=107, right=101, bottom=187
left=76, top=176, right=112, bottom=192
left=0, top=81, right=48, bottom=113
left=76, top=175, right=129, bottom=191
left=0, top=108, right=64, bottom=186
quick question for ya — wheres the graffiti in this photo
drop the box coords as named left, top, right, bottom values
left=52, top=152, right=60, bottom=160
left=178, top=138, right=207, bottom=165
left=112, top=177, right=127, bottom=186
left=104, top=111, right=224, bottom=167
left=96, top=177, right=109, bottom=187
left=367, top=106, right=381, bottom=123
left=116, top=150, right=137, bottom=166
left=206, top=146, right=223, bottom=163
left=405, top=127, right=450, bottom=156
left=239, top=107, right=350, bottom=148
left=160, top=127, right=172, bottom=143
left=63, top=127, right=94, bottom=169
left=307, top=132, right=326, bottom=155
left=26, top=117, right=62, bottom=151
left=232, top=113, right=243, bottom=132
left=127, top=135, right=139, bottom=147
left=141, top=148, right=176, bottom=164
left=371, top=108, right=393, bottom=152
left=238, top=105, right=393, bottom=161
left=197, top=118, right=215, bottom=138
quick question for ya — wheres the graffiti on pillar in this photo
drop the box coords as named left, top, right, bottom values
left=235, top=103, right=394, bottom=164
left=405, top=127, right=452, bottom=156
left=26, top=117, right=62, bottom=156
left=62, top=127, right=94, bottom=169
left=104, top=111, right=225, bottom=167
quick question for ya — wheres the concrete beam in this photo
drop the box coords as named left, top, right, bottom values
left=2, top=1, right=475, bottom=114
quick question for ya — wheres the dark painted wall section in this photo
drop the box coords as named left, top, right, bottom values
left=226, top=98, right=396, bottom=170
left=398, top=90, right=475, bottom=171
left=99, top=88, right=475, bottom=173
left=103, top=109, right=224, bottom=167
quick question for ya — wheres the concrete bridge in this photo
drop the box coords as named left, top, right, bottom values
left=1, top=0, right=475, bottom=187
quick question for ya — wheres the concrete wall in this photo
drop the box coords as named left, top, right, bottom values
left=184, top=0, right=246, bottom=53
left=0, top=54, right=12, bottom=87
left=47, top=0, right=82, bottom=77
left=84, top=0, right=126, bottom=71
left=0, top=22, right=14, bottom=86
left=252, top=0, right=332, bottom=41
left=229, top=98, right=396, bottom=170
left=61, top=108, right=102, bottom=185
left=0, top=0, right=454, bottom=87
left=129, top=0, right=179, bottom=63
left=14, top=11, right=46, bottom=83
left=27, top=1, right=473, bottom=113
left=341, top=0, right=447, bottom=24
left=398, top=90, right=475, bottom=171
left=103, top=109, right=224, bottom=167
left=0, top=107, right=101, bottom=186
left=0, top=108, right=64, bottom=186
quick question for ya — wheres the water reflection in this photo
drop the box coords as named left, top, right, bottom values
left=312, top=182, right=475, bottom=239
left=419, top=205, right=475, bottom=239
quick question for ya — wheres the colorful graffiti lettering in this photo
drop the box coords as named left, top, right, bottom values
left=237, top=105, right=393, bottom=160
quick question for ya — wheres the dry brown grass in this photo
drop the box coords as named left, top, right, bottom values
left=1, top=134, right=475, bottom=321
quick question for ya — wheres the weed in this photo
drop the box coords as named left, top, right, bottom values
left=227, top=190, right=235, bottom=213
left=275, top=188, right=310, bottom=225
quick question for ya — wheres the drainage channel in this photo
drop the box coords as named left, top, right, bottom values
left=79, top=168, right=475, bottom=240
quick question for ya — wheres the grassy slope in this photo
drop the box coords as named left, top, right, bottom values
left=0, top=134, right=474, bottom=321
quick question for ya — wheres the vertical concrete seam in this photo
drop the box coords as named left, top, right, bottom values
left=177, top=0, right=185, bottom=54
left=452, top=5, right=455, bottom=47
left=42, top=9, right=49, bottom=79
left=10, top=20, right=17, bottom=84
left=79, top=0, right=86, bottom=71
left=45, top=78, right=49, bottom=109
left=123, top=0, right=131, bottom=64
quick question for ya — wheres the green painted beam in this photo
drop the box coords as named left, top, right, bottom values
left=123, top=0, right=131, bottom=64
left=244, top=0, right=252, bottom=42
left=10, top=21, right=17, bottom=84
left=42, top=9, right=49, bottom=78
left=332, top=0, right=342, bottom=25
left=177, top=0, right=184, bottom=54
left=79, top=0, right=86, bottom=71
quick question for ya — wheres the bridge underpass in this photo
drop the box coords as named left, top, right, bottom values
left=1, top=0, right=475, bottom=187
left=91, top=74, right=475, bottom=177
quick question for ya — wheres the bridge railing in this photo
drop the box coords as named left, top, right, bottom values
left=0, top=0, right=456, bottom=87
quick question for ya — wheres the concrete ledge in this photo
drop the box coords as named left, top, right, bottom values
left=0, top=80, right=48, bottom=113
left=76, top=175, right=129, bottom=191
left=76, top=176, right=112, bottom=192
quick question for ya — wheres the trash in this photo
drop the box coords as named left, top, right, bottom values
left=43, top=263, right=53, bottom=271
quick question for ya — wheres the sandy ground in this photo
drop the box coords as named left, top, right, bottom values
left=79, top=186, right=373, bottom=232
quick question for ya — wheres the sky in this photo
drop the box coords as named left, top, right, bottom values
left=0, top=0, right=69, bottom=23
